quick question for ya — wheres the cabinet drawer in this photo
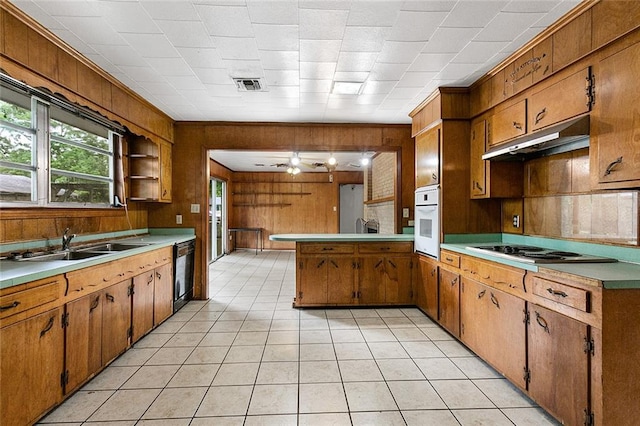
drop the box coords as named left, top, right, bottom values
left=440, top=250, right=460, bottom=268
left=0, top=278, right=62, bottom=320
left=532, top=277, right=589, bottom=312
left=489, top=100, right=527, bottom=147
left=460, top=256, right=526, bottom=297
left=358, top=242, right=413, bottom=254
left=299, top=243, right=355, bottom=254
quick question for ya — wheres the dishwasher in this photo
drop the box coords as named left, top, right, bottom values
left=173, top=239, right=195, bottom=313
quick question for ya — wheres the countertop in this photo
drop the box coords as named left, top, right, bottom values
left=0, top=229, right=195, bottom=289
left=269, top=233, right=414, bottom=242
left=441, top=236, right=640, bottom=289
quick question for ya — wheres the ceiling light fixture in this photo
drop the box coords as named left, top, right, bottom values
left=327, top=155, right=337, bottom=166
left=360, top=155, right=370, bottom=166
left=286, top=166, right=301, bottom=175
left=290, top=153, right=300, bottom=166
left=331, top=81, right=364, bottom=95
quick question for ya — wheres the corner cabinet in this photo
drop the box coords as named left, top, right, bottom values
left=127, top=135, right=172, bottom=203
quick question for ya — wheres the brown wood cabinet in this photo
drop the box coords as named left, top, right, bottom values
left=153, top=262, right=173, bottom=325
left=359, top=256, right=413, bottom=305
left=132, top=270, right=155, bottom=342
left=527, top=303, right=589, bottom=426
left=460, top=277, right=526, bottom=389
left=101, top=280, right=132, bottom=365
left=159, top=140, right=172, bottom=202
left=1, top=308, right=64, bottom=426
left=415, top=125, right=440, bottom=187
left=416, top=255, right=438, bottom=319
left=592, top=39, right=640, bottom=188
left=488, top=100, right=527, bottom=147
left=298, top=256, right=355, bottom=305
left=128, top=135, right=172, bottom=203
left=438, top=267, right=460, bottom=337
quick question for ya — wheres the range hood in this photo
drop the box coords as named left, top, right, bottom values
left=482, top=115, right=590, bottom=161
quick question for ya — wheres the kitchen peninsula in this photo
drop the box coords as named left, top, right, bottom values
left=270, top=234, right=415, bottom=307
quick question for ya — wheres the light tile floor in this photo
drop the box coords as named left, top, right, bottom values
left=40, top=250, right=560, bottom=425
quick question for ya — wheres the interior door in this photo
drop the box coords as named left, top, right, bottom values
left=209, top=178, right=227, bottom=262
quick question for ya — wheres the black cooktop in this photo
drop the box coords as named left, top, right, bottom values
left=466, top=244, right=617, bottom=264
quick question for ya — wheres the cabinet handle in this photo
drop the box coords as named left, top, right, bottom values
left=473, top=181, right=483, bottom=191
left=490, top=293, right=500, bottom=309
left=375, top=260, right=383, bottom=269
left=477, top=289, right=486, bottom=299
left=445, top=257, right=453, bottom=262
left=451, top=277, right=458, bottom=286
left=432, top=173, right=437, bottom=181
left=534, top=108, right=547, bottom=124
left=0, top=301, right=20, bottom=311
left=330, top=260, right=339, bottom=268
left=40, top=316, right=55, bottom=337
left=317, top=260, right=325, bottom=268
left=147, top=274, right=154, bottom=284
left=106, top=293, right=115, bottom=303
left=388, top=260, right=397, bottom=269
left=90, top=295, right=101, bottom=312
left=380, top=247, right=390, bottom=251
left=430, top=269, right=435, bottom=277
left=546, top=288, right=568, bottom=298
left=156, top=272, right=162, bottom=280
left=603, top=156, right=623, bottom=176
left=322, top=247, right=333, bottom=251
left=535, top=311, right=550, bottom=333
left=512, top=121, right=523, bottom=130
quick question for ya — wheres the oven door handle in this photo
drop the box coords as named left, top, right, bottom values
left=416, top=205, right=437, bottom=211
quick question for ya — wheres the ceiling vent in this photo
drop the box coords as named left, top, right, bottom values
left=233, top=78, right=266, bottom=92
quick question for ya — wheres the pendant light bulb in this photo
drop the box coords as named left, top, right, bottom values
left=328, top=155, right=337, bottom=166
left=291, top=153, right=300, bottom=166
left=360, top=156, right=370, bottom=166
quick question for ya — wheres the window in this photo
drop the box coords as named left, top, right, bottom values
left=0, top=80, right=122, bottom=207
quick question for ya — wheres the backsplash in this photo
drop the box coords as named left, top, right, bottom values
left=524, top=192, right=638, bottom=245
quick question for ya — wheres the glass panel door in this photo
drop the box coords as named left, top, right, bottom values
left=209, top=178, right=226, bottom=262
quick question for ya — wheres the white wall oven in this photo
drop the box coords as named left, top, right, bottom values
left=414, top=185, right=440, bottom=259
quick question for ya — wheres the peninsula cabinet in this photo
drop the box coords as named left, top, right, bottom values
left=416, top=255, right=438, bottom=319
left=592, top=38, right=640, bottom=188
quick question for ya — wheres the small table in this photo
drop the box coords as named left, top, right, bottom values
left=229, top=228, right=263, bottom=255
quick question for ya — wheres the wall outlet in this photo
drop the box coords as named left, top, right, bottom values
left=408, top=220, right=415, bottom=226
left=329, top=174, right=333, bottom=183
left=176, top=214, right=183, bottom=225
left=190, top=203, right=200, bottom=213
left=512, top=215, right=520, bottom=228
left=403, top=208, right=410, bottom=218
left=333, top=206, right=337, bottom=212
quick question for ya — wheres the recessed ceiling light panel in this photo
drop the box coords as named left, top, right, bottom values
left=331, top=81, right=364, bottom=95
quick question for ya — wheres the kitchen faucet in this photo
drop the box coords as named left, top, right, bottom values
left=62, top=228, right=76, bottom=251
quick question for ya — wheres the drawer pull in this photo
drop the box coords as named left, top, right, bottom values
left=445, top=257, right=453, bottom=262
left=322, top=247, right=333, bottom=251
left=380, top=247, right=390, bottom=251
left=535, top=311, right=550, bottom=333
left=490, top=293, right=500, bottom=309
left=40, top=316, right=55, bottom=337
left=534, top=107, right=547, bottom=124
left=604, top=156, right=623, bottom=176
left=546, top=288, right=568, bottom=298
left=0, top=301, right=20, bottom=311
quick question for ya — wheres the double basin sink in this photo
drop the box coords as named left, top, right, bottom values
left=15, top=242, right=151, bottom=262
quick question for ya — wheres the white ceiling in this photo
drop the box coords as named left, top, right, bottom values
left=13, top=0, right=580, bottom=125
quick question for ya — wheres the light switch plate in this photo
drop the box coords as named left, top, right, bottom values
left=403, top=208, right=409, bottom=218
left=191, top=204, right=200, bottom=213
left=176, top=214, right=183, bottom=224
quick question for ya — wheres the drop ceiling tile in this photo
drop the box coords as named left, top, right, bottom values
left=137, top=81, right=180, bottom=96
left=474, top=12, right=545, bottom=42
left=156, top=21, right=213, bottom=48
left=141, top=1, right=201, bottom=21
left=267, top=86, right=299, bottom=98
left=299, top=9, right=349, bottom=39
left=205, top=84, right=244, bottom=97
left=362, top=80, right=397, bottom=95
left=116, top=65, right=164, bottom=83
left=178, top=47, right=225, bottom=69
left=441, top=1, right=508, bottom=28
left=300, top=40, right=341, bottom=62
left=247, top=0, right=298, bottom=24
left=356, top=94, right=388, bottom=105
left=212, top=37, right=260, bottom=60
left=11, top=1, right=66, bottom=29
left=122, top=33, right=179, bottom=58
left=46, top=28, right=96, bottom=54
left=377, top=41, right=425, bottom=64
left=341, top=26, right=391, bottom=52
left=56, top=16, right=126, bottom=45
left=453, top=41, right=509, bottom=64
left=96, top=2, right=161, bottom=34
left=387, top=11, right=448, bottom=42
left=400, top=1, right=457, bottom=12
left=197, top=4, right=254, bottom=37
left=300, top=92, right=330, bottom=104
left=347, top=1, right=401, bottom=26
left=89, top=44, right=149, bottom=67
left=260, top=51, right=300, bottom=70
left=397, top=71, right=437, bottom=87
left=224, top=60, right=266, bottom=78
left=300, top=1, right=351, bottom=11
left=144, top=57, right=193, bottom=76
left=300, top=79, right=332, bottom=93
left=35, top=0, right=101, bottom=17
left=336, top=52, right=378, bottom=72
left=386, top=87, right=422, bottom=99
left=408, top=53, right=457, bottom=72
left=194, top=68, right=233, bottom=85
left=421, top=27, right=481, bottom=54
left=300, top=62, right=337, bottom=80
left=264, top=70, right=300, bottom=86
left=501, top=27, right=545, bottom=55
left=532, top=1, right=580, bottom=27
left=253, top=25, right=299, bottom=51
left=502, top=0, right=560, bottom=13
left=370, top=63, right=409, bottom=81
left=437, top=62, right=481, bottom=81
left=378, top=98, right=411, bottom=109
left=165, top=75, right=205, bottom=91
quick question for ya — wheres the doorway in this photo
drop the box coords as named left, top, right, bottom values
left=209, top=178, right=226, bottom=262
left=339, top=184, right=364, bottom=233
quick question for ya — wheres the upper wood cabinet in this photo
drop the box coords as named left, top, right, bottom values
left=415, top=125, right=440, bottom=188
left=128, top=135, right=172, bottom=203
left=592, top=39, right=640, bottom=188
left=488, top=100, right=527, bottom=147
left=528, top=67, right=592, bottom=132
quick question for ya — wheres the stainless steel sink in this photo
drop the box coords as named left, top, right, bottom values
left=78, top=242, right=150, bottom=252
left=19, top=251, right=107, bottom=261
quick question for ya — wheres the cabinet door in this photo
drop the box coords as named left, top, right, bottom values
left=1, top=308, right=63, bottom=426
left=65, top=296, right=90, bottom=393
left=460, top=278, right=526, bottom=388
left=159, top=140, right=172, bottom=202
left=132, top=271, right=155, bottom=343
left=358, top=257, right=386, bottom=304
left=417, top=256, right=438, bottom=318
left=528, top=67, right=591, bottom=132
left=470, top=120, right=488, bottom=198
left=102, top=280, right=131, bottom=364
left=154, top=263, right=174, bottom=325
left=438, top=268, right=460, bottom=337
left=595, top=40, right=640, bottom=185
left=298, top=257, right=328, bottom=304
left=384, top=256, right=413, bottom=304
left=489, top=100, right=527, bottom=147
left=528, top=304, right=589, bottom=426
left=416, top=126, right=440, bottom=187
left=327, top=257, right=355, bottom=304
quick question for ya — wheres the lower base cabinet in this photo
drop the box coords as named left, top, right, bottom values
left=153, top=263, right=173, bottom=324
left=527, top=303, right=589, bottom=426
left=0, top=308, right=64, bottom=426
left=417, top=256, right=438, bottom=319
left=438, top=267, right=460, bottom=337
left=297, top=256, right=355, bottom=305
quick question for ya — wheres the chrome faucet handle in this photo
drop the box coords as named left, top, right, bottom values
left=62, top=228, right=76, bottom=250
